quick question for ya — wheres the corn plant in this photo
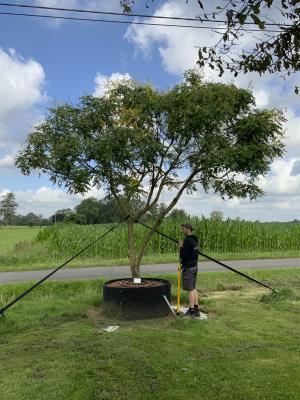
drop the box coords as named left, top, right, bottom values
left=36, top=217, right=300, bottom=260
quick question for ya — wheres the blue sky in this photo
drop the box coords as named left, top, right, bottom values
left=0, top=0, right=299, bottom=221
left=0, top=0, right=178, bottom=193
left=0, top=0, right=176, bottom=101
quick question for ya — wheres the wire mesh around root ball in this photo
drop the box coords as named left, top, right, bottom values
left=103, top=278, right=172, bottom=320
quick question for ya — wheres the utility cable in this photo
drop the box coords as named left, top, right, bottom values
left=0, top=10, right=282, bottom=32
left=0, top=2, right=293, bottom=27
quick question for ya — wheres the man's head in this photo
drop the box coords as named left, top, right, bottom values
left=181, top=223, right=194, bottom=236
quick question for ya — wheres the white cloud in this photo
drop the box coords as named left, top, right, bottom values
left=0, top=185, right=106, bottom=217
left=161, top=182, right=300, bottom=222
left=0, top=171, right=298, bottom=220
left=291, top=160, right=300, bottom=177
left=93, top=72, right=132, bottom=97
left=259, top=160, right=300, bottom=196
left=1, top=1, right=298, bottom=221
left=125, top=1, right=209, bottom=75
left=124, top=0, right=299, bottom=111
left=33, top=0, right=124, bottom=27
left=283, top=110, right=300, bottom=158
left=35, top=0, right=121, bottom=11
left=0, top=154, right=15, bottom=169
left=0, top=48, right=46, bottom=172
left=0, top=48, right=45, bottom=122
left=18, top=187, right=80, bottom=217
left=253, top=89, right=269, bottom=108
left=124, top=1, right=300, bottom=221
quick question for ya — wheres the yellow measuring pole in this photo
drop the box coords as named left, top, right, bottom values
left=177, top=263, right=181, bottom=316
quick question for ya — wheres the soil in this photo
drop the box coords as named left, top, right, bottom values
left=105, top=278, right=168, bottom=289
left=86, top=307, right=103, bottom=319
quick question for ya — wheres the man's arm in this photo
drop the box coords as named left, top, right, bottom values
left=179, top=239, right=184, bottom=261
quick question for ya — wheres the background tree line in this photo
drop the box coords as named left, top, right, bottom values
left=49, top=196, right=189, bottom=225
left=1, top=192, right=299, bottom=227
left=0, top=192, right=190, bottom=226
left=0, top=192, right=51, bottom=227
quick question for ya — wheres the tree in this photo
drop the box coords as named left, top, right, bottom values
left=143, top=202, right=168, bottom=220
left=75, top=197, right=100, bottom=224
left=16, top=71, right=285, bottom=277
left=98, top=196, right=129, bottom=223
left=64, top=211, right=86, bottom=224
left=19, top=212, right=41, bottom=227
left=14, top=212, right=51, bottom=226
left=51, top=196, right=168, bottom=225
left=0, top=192, right=18, bottom=226
left=210, top=210, right=224, bottom=221
left=50, top=208, right=72, bottom=223
left=168, top=208, right=189, bottom=220
left=122, top=1, right=300, bottom=92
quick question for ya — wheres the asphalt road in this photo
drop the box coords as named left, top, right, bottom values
left=0, top=258, right=299, bottom=284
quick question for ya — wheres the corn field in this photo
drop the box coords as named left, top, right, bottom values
left=36, top=217, right=300, bottom=260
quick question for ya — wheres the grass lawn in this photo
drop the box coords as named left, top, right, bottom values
left=0, top=269, right=300, bottom=400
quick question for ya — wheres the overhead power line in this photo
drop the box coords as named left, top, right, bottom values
left=0, top=10, right=282, bottom=32
left=0, top=2, right=292, bottom=28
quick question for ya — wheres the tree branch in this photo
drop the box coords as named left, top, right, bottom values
left=136, top=168, right=201, bottom=266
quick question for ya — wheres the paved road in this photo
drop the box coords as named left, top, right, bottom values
left=0, top=258, right=299, bottom=284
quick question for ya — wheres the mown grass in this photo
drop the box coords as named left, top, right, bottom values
left=0, top=269, right=300, bottom=400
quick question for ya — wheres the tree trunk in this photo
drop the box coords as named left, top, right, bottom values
left=126, top=170, right=200, bottom=279
left=127, top=221, right=140, bottom=278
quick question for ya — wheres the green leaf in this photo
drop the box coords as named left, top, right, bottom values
left=223, top=32, right=229, bottom=41
left=15, top=72, right=285, bottom=260
left=226, top=9, right=234, bottom=24
left=250, top=13, right=265, bottom=29
left=265, top=0, right=274, bottom=7
left=237, top=12, right=247, bottom=25
left=252, top=3, right=261, bottom=14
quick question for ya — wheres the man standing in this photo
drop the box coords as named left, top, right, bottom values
left=179, top=223, right=200, bottom=318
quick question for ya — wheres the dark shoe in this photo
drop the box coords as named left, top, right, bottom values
left=184, top=308, right=195, bottom=318
left=194, top=308, right=200, bottom=318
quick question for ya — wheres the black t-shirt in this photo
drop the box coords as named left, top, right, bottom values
left=180, top=234, right=199, bottom=268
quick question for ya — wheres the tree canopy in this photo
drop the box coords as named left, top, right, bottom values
left=16, top=71, right=285, bottom=277
left=0, top=192, right=18, bottom=226
left=210, top=210, right=224, bottom=221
